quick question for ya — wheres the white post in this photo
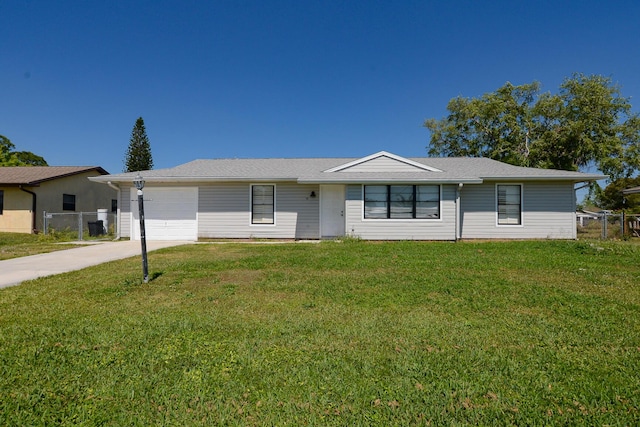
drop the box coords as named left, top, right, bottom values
left=97, top=208, right=108, bottom=234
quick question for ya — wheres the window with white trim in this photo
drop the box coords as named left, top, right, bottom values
left=251, top=185, right=274, bottom=224
left=364, top=185, right=440, bottom=219
left=497, top=184, right=522, bottom=225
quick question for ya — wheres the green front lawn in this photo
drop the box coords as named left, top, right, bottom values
left=0, top=232, right=78, bottom=260
left=1, top=240, right=639, bottom=425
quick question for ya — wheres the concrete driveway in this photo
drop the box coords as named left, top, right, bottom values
left=0, top=240, right=192, bottom=289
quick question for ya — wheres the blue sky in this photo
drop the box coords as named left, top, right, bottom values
left=2, top=0, right=640, bottom=176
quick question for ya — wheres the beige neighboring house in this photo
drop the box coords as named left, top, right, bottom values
left=0, top=166, right=116, bottom=233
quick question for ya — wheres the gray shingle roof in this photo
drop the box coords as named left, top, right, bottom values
left=90, top=153, right=606, bottom=185
left=0, top=166, right=108, bottom=185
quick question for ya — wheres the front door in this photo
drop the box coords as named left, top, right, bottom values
left=320, top=185, right=345, bottom=238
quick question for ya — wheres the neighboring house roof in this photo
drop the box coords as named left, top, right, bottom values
left=577, top=209, right=603, bottom=218
left=90, top=151, right=606, bottom=185
left=622, top=185, right=640, bottom=195
left=0, top=166, right=109, bottom=186
left=579, top=205, right=604, bottom=214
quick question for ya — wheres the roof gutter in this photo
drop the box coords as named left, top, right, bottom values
left=90, top=176, right=300, bottom=184
left=574, top=182, right=592, bottom=191
left=481, top=176, right=607, bottom=182
left=297, top=178, right=484, bottom=185
left=106, top=181, right=120, bottom=193
left=19, top=186, right=37, bottom=233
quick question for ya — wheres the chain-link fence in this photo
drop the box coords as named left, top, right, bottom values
left=577, top=212, right=640, bottom=239
left=43, top=211, right=117, bottom=241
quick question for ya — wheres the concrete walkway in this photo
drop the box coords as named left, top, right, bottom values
left=0, top=240, right=192, bottom=289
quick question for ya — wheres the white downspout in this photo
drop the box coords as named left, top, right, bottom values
left=573, top=182, right=588, bottom=239
left=456, top=183, right=464, bottom=240
left=107, top=181, right=122, bottom=239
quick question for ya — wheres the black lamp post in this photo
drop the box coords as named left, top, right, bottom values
left=133, top=174, right=149, bottom=283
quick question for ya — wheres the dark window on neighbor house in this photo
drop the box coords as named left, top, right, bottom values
left=364, top=185, right=440, bottom=219
left=63, top=194, right=76, bottom=211
left=251, top=184, right=275, bottom=224
left=497, top=184, right=522, bottom=225
left=111, top=199, right=118, bottom=213
left=0, top=190, right=3, bottom=215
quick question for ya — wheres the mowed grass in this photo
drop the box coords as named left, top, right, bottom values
left=0, top=232, right=78, bottom=260
left=1, top=240, right=639, bottom=425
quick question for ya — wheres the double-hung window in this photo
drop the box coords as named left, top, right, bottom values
left=251, top=184, right=275, bottom=224
left=497, top=184, right=522, bottom=225
left=63, top=194, right=76, bottom=211
left=364, top=185, right=440, bottom=219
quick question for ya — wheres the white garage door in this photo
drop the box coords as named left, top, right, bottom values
left=131, top=187, right=198, bottom=241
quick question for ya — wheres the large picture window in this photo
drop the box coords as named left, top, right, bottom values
left=497, top=184, right=522, bottom=225
left=364, top=185, right=440, bottom=219
left=251, top=185, right=275, bottom=224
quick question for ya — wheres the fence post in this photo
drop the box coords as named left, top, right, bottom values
left=78, top=212, right=83, bottom=241
left=43, top=211, right=47, bottom=235
left=602, top=211, right=607, bottom=239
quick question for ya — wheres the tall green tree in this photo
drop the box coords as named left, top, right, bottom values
left=424, top=74, right=640, bottom=180
left=597, top=177, right=640, bottom=212
left=0, top=135, right=48, bottom=166
left=123, top=117, right=153, bottom=172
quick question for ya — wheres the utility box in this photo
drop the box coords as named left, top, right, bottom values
left=88, top=220, right=104, bottom=237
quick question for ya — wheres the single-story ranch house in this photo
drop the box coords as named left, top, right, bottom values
left=1, top=166, right=116, bottom=233
left=90, top=151, right=605, bottom=241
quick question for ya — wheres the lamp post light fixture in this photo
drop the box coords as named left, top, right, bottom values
left=133, top=174, right=149, bottom=283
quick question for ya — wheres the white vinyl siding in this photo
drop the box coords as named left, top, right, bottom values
left=460, top=182, right=577, bottom=239
left=198, top=183, right=319, bottom=239
left=337, top=155, right=431, bottom=172
left=120, top=185, right=132, bottom=238
left=347, top=184, right=455, bottom=240
left=116, top=179, right=579, bottom=242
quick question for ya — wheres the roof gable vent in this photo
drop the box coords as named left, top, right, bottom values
left=324, top=151, right=442, bottom=173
